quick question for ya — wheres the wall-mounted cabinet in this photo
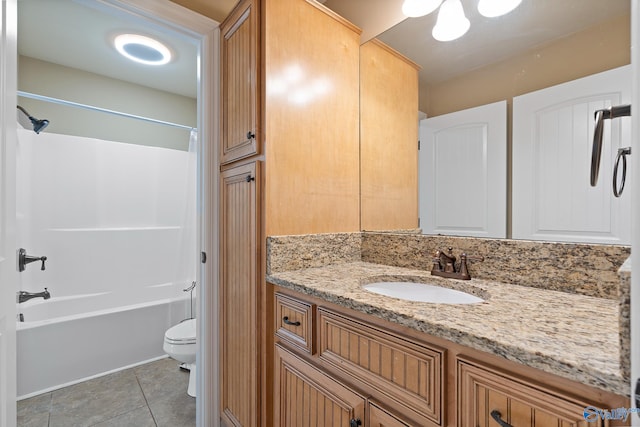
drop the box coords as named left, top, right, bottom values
left=220, top=0, right=259, bottom=165
left=360, top=39, right=420, bottom=231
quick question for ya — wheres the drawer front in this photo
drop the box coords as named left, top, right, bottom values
left=275, top=293, right=315, bottom=354
left=458, top=358, right=605, bottom=427
left=318, top=308, right=444, bottom=425
left=369, top=401, right=413, bottom=427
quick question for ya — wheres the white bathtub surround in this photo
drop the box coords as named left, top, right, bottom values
left=15, top=129, right=197, bottom=398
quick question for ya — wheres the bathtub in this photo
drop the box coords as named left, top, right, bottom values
left=16, top=283, right=192, bottom=399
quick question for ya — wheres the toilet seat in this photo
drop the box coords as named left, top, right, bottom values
left=164, top=318, right=196, bottom=345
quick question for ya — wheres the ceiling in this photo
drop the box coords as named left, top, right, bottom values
left=18, top=0, right=631, bottom=99
left=17, top=0, right=210, bottom=98
left=323, top=0, right=630, bottom=84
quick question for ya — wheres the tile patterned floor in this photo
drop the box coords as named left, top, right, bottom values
left=17, top=358, right=195, bottom=427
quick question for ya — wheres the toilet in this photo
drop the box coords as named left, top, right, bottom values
left=163, top=318, right=197, bottom=397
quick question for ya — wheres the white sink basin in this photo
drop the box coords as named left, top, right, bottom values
left=363, top=282, right=484, bottom=304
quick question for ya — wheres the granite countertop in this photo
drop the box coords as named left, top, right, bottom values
left=267, top=261, right=626, bottom=396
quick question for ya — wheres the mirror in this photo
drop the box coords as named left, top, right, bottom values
left=324, top=0, right=631, bottom=241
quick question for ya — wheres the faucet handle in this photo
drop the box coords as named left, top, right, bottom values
left=458, top=253, right=484, bottom=280
left=431, top=251, right=442, bottom=272
left=40, top=256, right=47, bottom=271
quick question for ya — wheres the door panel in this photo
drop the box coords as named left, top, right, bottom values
left=512, top=65, right=631, bottom=244
left=420, top=101, right=507, bottom=238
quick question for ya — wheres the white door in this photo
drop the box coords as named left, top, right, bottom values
left=419, top=100, right=507, bottom=238
left=512, top=65, right=632, bottom=244
left=0, top=0, right=18, bottom=426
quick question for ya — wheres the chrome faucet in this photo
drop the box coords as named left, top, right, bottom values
left=17, top=288, right=50, bottom=304
left=431, top=248, right=483, bottom=280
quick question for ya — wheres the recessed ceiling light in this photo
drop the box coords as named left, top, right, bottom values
left=114, top=34, right=172, bottom=66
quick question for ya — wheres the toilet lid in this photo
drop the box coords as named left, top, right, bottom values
left=165, top=318, right=196, bottom=343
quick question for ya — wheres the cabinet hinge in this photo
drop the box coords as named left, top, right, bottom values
left=418, top=140, right=421, bottom=150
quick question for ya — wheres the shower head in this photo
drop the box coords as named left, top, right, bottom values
left=16, top=105, right=49, bottom=134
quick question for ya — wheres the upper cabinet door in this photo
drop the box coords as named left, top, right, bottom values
left=220, top=0, right=259, bottom=165
left=420, top=101, right=507, bottom=238
left=513, top=65, right=631, bottom=244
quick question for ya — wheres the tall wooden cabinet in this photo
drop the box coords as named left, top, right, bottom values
left=219, top=0, right=362, bottom=425
left=220, top=161, right=260, bottom=426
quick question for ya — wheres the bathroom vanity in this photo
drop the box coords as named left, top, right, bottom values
left=266, top=232, right=630, bottom=426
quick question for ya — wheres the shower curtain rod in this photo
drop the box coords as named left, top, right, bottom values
left=17, top=91, right=196, bottom=131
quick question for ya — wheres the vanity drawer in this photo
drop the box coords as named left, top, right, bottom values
left=318, top=308, right=444, bottom=425
left=275, top=293, right=315, bottom=354
left=458, top=358, right=606, bottom=427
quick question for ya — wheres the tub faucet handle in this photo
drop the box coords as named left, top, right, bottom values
left=18, top=248, right=48, bottom=272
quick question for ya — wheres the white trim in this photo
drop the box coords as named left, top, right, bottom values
left=1, top=0, right=19, bottom=424
left=630, top=0, right=639, bottom=407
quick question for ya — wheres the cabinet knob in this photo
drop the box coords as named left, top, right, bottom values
left=246, top=131, right=255, bottom=140
left=282, top=316, right=300, bottom=326
left=246, top=175, right=255, bottom=182
left=490, top=410, right=513, bottom=427
left=349, top=419, right=362, bottom=427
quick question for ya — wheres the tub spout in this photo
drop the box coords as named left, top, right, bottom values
left=17, top=288, right=50, bottom=304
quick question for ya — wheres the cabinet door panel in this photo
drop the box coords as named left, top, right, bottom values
left=275, top=344, right=365, bottom=427
left=221, top=0, right=258, bottom=164
left=220, top=161, right=260, bottom=426
left=458, top=359, right=604, bottom=427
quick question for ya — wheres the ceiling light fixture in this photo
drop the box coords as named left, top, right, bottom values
left=477, top=0, right=523, bottom=18
left=403, top=0, right=523, bottom=42
left=432, top=0, right=470, bottom=42
left=401, top=0, right=443, bottom=18
left=114, top=34, right=172, bottom=66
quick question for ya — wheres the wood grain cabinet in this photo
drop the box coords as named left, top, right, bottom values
left=220, top=161, right=260, bottom=426
left=458, top=359, right=604, bottom=427
left=368, top=402, right=413, bottom=427
left=220, top=0, right=259, bottom=165
left=273, top=292, right=442, bottom=427
left=318, top=308, right=443, bottom=425
left=272, top=288, right=627, bottom=427
left=275, top=293, right=315, bottom=355
left=275, top=344, right=366, bottom=427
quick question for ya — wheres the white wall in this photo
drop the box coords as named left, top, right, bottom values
left=18, top=56, right=196, bottom=150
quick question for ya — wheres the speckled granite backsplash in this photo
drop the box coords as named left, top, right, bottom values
left=267, top=233, right=362, bottom=274
left=267, top=232, right=630, bottom=299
